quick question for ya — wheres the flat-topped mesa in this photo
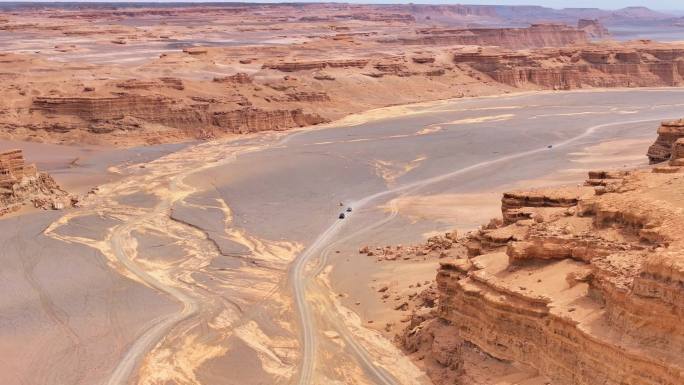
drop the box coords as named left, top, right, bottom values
left=212, top=72, right=252, bottom=84
left=211, top=108, right=327, bottom=134
left=453, top=45, right=684, bottom=90
left=647, top=119, right=684, bottom=164
left=387, top=24, right=588, bottom=49
left=501, top=187, right=589, bottom=224
left=115, top=77, right=184, bottom=91
left=0, top=149, right=71, bottom=215
left=578, top=19, right=610, bottom=38
left=262, top=59, right=369, bottom=72
left=31, top=95, right=328, bottom=139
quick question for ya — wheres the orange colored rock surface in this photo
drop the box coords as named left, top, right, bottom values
left=0, top=149, right=72, bottom=215
left=648, top=119, right=684, bottom=163
left=0, top=3, right=683, bottom=147
left=397, top=121, right=684, bottom=385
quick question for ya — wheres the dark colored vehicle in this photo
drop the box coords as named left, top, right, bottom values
left=346, top=207, right=352, bottom=212
left=339, top=213, right=345, bottom=219
left=547, top=145, right=553, bottom=148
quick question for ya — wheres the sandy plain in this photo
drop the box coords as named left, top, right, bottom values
left=2, top=88, right=682, bottom=385
left=1, top=3, right=684, bottom=384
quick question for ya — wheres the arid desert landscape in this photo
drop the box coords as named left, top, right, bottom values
left=0, top=2, right=683, bottom=385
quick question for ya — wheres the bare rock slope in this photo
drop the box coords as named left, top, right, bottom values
left=400, top=122, right=684, bottom=384
left=0, top=149, right=72, bottom=215
left=2, top=3, right=684, bottom=147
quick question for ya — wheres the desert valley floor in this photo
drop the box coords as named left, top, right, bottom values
left=1, top=2, right=684, bottom=385
left=3, top=88, right=684, bottom=385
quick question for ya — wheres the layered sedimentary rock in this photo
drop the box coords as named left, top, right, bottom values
left=401, top=122, right=684, bottom=385
left=2, top=3, right=684, bottom=147
left=0, top=149, right=71, bottom=215
left=669, top=139, right=684, bottom=166
left=31, top=94, right=327, bottom=137
left=213, top=72, right=252, bottom=84
left=262, top=59, right=370, bottom=72
left=212, top=108, right=326, bottom=134
left=647, top=119, right=684, bottom=163
left=578, top=19, right=610, bottom=38
left=386, top=24, right=588, bottom=49
left=501, top=187, right=587, bottom=224
left=454, top=45, right=684, bottom=90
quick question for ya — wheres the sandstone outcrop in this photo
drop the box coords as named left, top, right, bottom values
left=31, top=94, right=327, bottom=138
left=399, top=121, right=684, bottom=385
left=578, top=19, right=610, bottom=39
left=386, top=24, right=588, bottom=49
left=2, top=4, right=684, bottom=147
left=212, top=72, right=252, bottom=84
left=211, top=108, right=327, bottom=134
left=647, top=119, right=684, bottom=163
left=262, top=59, right=370, bottom=72
left=454, top=45, right=684, bottom=90
left=0, top=149, right=72, bottom=216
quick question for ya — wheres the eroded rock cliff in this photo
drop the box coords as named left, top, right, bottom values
left=647, top=119, right=684, bottom=163
left=454, top=44, right=684, bottom=90
left=399, top=123, right=684, bottom=385
left=0, top=149, right=72, bottom=215
left=386, top=24, right=589, bottom=49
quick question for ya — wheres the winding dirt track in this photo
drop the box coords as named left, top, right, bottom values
left=104, top=180, right=199, bottom=385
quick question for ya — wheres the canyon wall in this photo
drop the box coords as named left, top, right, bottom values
left=578, top=19, right=610, bottom=38
left=11, top=42, right=684, bottom=147
left=31, top=93, right=327, bottom=138
left=401, top=122, right=684, bottom=385
left=384, top=24, right=588, bottom=49
left=647, top=119, right=684, bottom=163
left=454, top=45, right=684, bottom=90
left=0, top=149, right=71, bottom=215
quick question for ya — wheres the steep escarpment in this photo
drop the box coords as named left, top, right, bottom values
left=398, top=123, right=684, bottom=384
left=647, top=119, right=684, bottom=163
left=386, top=24, right=588, bottom=49
left=578, top=19, right=610, bottom=39
left=454, top=44, right=684, bottom=90
left=13, top=72, right=328, bottom=144
left=31, top=94, right=325, bottom=136
left=0, top=149, right=72, bottom=215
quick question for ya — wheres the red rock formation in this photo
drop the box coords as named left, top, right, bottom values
left=31, top=95, right=327, bottom=137
left=412, top=56, right=435, bottom=64
left=501, top=187, right=589, bottom=224
left=0, top=149, right=71, bottom=215
left=213, top=72, right=252, bottom=84
left=647, top=119, right=684, bottom=163
left=211, top=108, right=326, bottom=134
left=286, top=91, right=330, bottom=102
left=262, top=59, right=369, bottom=72
left=399, top=122, right=684, bottom=385
left=578, top=19, right=610, bottom=39
left=115, top=77, right=184, bottom=91
left=387, top=24, right=588, bottom=49
left=454, top=45, right=684, bottom=90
